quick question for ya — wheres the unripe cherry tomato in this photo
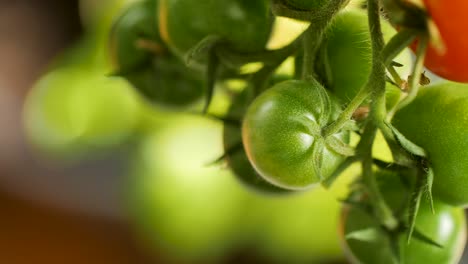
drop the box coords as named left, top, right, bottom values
left=392, top=82, right=468, bottom=206
left=110, top=0, right=204, bottom=109
left=159, top=0, right=273, bottom=61
left=224, top=91, right=291, bottom=194
left=242, top=80, right=349, bottom=190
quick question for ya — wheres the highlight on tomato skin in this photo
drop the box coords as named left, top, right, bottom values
left=418, top=0, right=468, bottom=82
left=241, top=80, right=350, bottom=190
left=392, top=82, right=468, bottom=206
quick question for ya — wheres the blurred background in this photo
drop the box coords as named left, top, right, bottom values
left=0, top=0, right=465, bottom=263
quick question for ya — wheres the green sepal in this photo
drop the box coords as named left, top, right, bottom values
left=424, top=165, right=435, bottom=214
left=346, top=228, right=380, bottom=242
left=184, top=35, right=222, bottom=68
left=326, top=136, right=355, bottom=157
left=406, top=171, right=424, bottom=244
left=412, top=227, right=443, bottom=249
left=385, top=122, right=427, bottom=158
left=312, top=139, right=325, bottom=181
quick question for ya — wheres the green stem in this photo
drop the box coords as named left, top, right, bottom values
left=251, top=0, right=348, bottom=95
left=396, top=35, right=428, bottom=111
left=322, top=84, right=370, bottom=137
left=301, top=26, right=321, bottom=81
left=387, top=65, right=404, bottom=87
left=301, top=0, right=349, bottom=81
left=362, top=0, right=398, bottom=230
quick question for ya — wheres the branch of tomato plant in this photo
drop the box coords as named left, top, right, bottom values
left=300, top=0, right=349, bottom=80
left=358, top=0, right=399, bottom=230
left=249, top=0, right=349, bottom=95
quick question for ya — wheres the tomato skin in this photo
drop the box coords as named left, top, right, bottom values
left=125, top=56, right=204, bottom=108
left=392, top=83, right=468, bottom=206
left=110, top=0, right=204, bottom=108
left=320, top=10, right=411, bottom=104
left=224, top=91, right=291, bottom=194
left=419, top=0, right=468, bottom=82
left=159, top=0, right=272, bottom=60
left=341, top=171, right=467, bottom=264
left=110, top=0, right=159, bottom=73
left=242, top=80, right=349, bottom=190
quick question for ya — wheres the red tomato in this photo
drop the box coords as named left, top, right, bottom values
left=421, top=0, right=468, bottom=82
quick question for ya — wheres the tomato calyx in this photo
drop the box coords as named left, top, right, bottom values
left=381, top=0, right=427, bottom=30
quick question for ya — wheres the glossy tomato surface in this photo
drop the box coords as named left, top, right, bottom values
left=159, top=0, right=272, bottom=59
left=392, top=83, right=468, bottom=206
left=242, top=80, right=349, bottom=190
left=223, top=91, right=291, bottom=194
left=341, top=170, right=467, bottom=264
left=421, top=0, right=468, bottom=82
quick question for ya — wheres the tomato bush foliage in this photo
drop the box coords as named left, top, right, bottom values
left=105, top=0, right=468, bottom=263
left=341, top=170, right=467, bottom=264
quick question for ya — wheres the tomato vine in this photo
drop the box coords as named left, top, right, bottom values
left=109, top=0, right=468, bottom=262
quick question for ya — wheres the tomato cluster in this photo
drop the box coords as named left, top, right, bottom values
left=110, top=0, right=204, bottom=109
left=109, top=0, right=468, bottom=263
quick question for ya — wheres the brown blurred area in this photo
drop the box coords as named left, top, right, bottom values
left=0, top=190, right=152, bottom=264
left=0, top=0, right=155, bottom=263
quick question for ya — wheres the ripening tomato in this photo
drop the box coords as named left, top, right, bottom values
left=223, top=91, right=291, bottom=194
left=242, top=80, right=350, bottom=190
left=392, top=82, right=468, bottom=206
left=419, top=0, right=468, bottom=82
left=341, top=170, right=467, bottom=264
left=158, top=0, right=273, bottom=61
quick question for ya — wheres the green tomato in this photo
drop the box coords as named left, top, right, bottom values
left=242, top=80, right=350, bottom=190
left=110, top=0, right=159, bottom=73
left=159, top=0, right=273, bottom=60
left=223, top=91, right=291, bottom=194
left=124, top=55, right=204, bottom=109
left=392, top=82, right=468, bottom=206
left=128, top=115, right=245, bottom=262
left=252, top=187, right=348, bottom=263
left=341, top=170, right=467, bottom=264
left=319, top=10, right=411, bottom=105
left=110, top=0, right=204, bottom=109
left=23, top=68, right=141, bottom=153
